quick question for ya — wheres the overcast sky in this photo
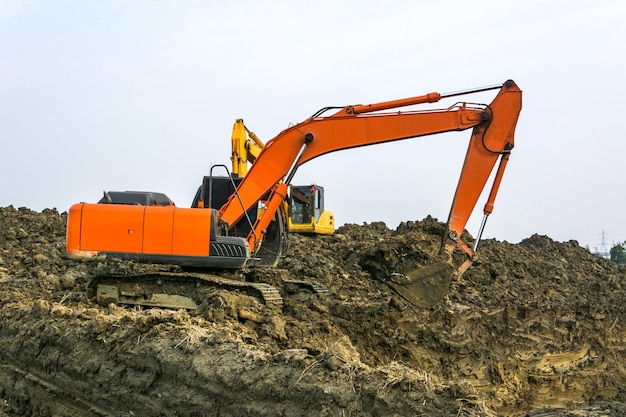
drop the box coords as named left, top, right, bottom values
left=1, top=1, right=625, bottom=251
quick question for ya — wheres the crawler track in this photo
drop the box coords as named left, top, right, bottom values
left=93, top=271, right=284, bottom=310
left=282, top=278, right=332, bottom=295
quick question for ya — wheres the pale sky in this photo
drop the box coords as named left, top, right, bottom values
left=1, top=0, right=625, bottom=251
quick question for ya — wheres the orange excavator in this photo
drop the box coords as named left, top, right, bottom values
left=66, top=80, right=522, bottom=308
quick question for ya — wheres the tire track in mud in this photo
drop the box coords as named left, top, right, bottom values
left=0, top=358, right=115, bottom=416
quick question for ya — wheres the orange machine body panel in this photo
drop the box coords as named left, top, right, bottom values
left=74, top=203, right=145, bottom=254
left=142, top=206, right=175, bottom=255
left=170, top=207, right=212, bottom=256
left=66, top=203, right=211, bottom=257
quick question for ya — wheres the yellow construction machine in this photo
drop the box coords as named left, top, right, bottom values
left=230, top=119, right=335, bottom=235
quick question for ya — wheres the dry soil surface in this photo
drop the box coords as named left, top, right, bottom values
left=1, top=206, right=626, bottom=416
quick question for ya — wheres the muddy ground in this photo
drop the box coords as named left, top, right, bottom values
left=1, top=205, right=626, bottom=416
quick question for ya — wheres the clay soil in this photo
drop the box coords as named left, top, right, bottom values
left=1, top=205, right=626, bottom=416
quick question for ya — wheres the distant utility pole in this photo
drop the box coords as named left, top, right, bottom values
left=600, top=229, right=610, bottom=258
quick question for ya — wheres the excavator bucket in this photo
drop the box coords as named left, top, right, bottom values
left=386, top=262, right=456, bottom=308
left=358, top=234, right=458, bottom=308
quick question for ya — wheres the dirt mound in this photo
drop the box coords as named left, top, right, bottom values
left=1, top=206, right=626, bottom=416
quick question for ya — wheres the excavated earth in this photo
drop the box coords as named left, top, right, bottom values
left=1, top=205, right=626, bottom=416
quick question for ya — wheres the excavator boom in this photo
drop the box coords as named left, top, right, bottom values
left=220, top=80, right=521, bottom=253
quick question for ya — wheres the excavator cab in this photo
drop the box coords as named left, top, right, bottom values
left=287, top=185, right=334, bottom=235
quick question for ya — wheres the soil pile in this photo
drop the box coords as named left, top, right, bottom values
left=1, top=205, right=626, bottom=416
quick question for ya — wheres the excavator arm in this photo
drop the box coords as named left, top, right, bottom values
left=231, top=119, right=264, bottom=177
left=219, top=80, right=521, bottom=266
